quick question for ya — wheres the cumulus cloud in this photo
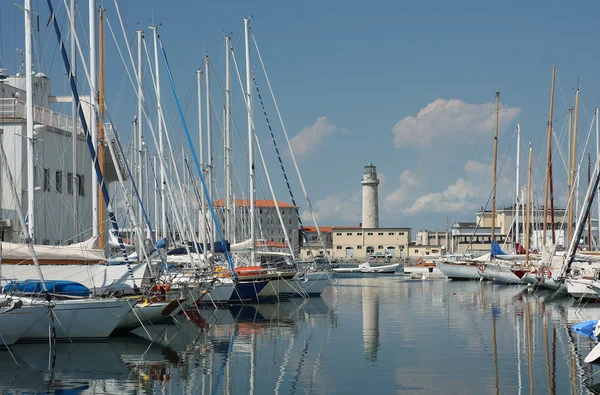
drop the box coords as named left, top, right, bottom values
left=300, top=191, right=362, bottom=225
left=384, top=170, right=420, bottom=209
left=392, top=98, right=522, bottom=148
left=291, top=116, right=349, bottom=157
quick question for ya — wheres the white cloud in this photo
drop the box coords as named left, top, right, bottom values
left=384, top=170, right=419, bottom=210
left=406, top=178, right=479, bottom=215
left=300, top=191, right=361, bottom=225
left=392, top=98, right=522, bottom=148
left=290, top=116, right=349, bottom=157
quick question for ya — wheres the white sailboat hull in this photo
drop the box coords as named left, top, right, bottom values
left=294, top=272, right=330, bottom=296
left=117, top=300, right=180, bottom=330
left=0, top=303, right=49, bottom=346
left=203, top=279, right=236, bottom=304
left=20, top=298, right=132, bottom=340
left=566, top=278, right=597, bottom=300
left=437, top=262, right=481, bottom=280
left=481, top=263, right=523, bottom=284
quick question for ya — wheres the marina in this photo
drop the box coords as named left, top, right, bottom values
left=4, top=1, right=600, bottom=394
left=0, top=277, right=598, bottom=393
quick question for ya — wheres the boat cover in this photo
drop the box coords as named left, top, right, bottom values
left=3, top=279, right=91, bottom=297
left=490, top=241, right=506, bottom=257
left=1, top=237, right=105, bottom=262
left=571, top=320, right=598, bottom=339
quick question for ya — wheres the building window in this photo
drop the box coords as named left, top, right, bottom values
left=357, top=232, right=362, bottom=236
left=414, top=249, right=419, bottom=253
left=336, top=246, right=342, bottom=250
left=357, top=245, right=363, bottom=249
left=336, top=233, right=342, bottom=236
left=426, top=252, right=430, bottom=255
left=346, top=232, right=352, bottom=236
left=366, top=246, right=374, bottom=254
left=77, top=174, right=85, bottom=196
left=55, top=170, right=62, bottom=193
left=388, top=232, right=394, bottom=235
left=43, top=168, right=51, bottom=191
left=367, top=232, right=373, bottom=236
left=400, top=232, right=405, bottom=235
left=42, top=239, right=50, bottom=245
left=432, top=249, right=438, bottom=253
left=67, top=172, right=73, bottom=194
left=378, top=245, right=383, bottom=249
left=378, top=232, right=384, bottom=236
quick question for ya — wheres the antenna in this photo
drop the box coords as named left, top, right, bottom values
left=14, top=48, right=24, bottom=75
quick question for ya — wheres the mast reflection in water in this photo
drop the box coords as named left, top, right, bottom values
left=1, top=278, right=600, bottom=393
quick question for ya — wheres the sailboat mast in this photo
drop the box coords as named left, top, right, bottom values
left=543, top=66, right=556, bottom=246
left=567, top=108, right=573, bottom=244
left=526, top=144, right=533, bottom=264
left=25, top=0, right=35, bottom=240
left=596, top=108, right=599, bottom=250
left=205, top=57, right=215, bottom=248
left=569, top=88, right=580, bottom=245
left=515, top=124, right=521, bottom=249
left=197, top=68, right=207, bottom=254
left=245, top=17, right=256, bottom=265
left=70, top=0, right=77, bottom=242
left=90, top=0, right=98, bottom=239
left=224, top=35, right=232, bottom=242
left=98, top=6, right=106, bottom=249
left=151, top=25, right=166, bottom=239
left=136, top=29, right=144, bottom=244
left=492, top=91, right=499, bottom=242
left=588, top=153, right=592, bottom=251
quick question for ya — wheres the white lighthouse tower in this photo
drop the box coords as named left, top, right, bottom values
left=361, top=162, right=380, bottom=228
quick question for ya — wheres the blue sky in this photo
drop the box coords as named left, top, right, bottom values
left=2, top=0, right=600, bottom=236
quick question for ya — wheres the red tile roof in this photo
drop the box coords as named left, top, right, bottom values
left=213, top=199, right=297, bottom=208
left=301, top=226, right=333, bottom=233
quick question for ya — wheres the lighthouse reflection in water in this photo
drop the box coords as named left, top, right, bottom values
left=0, top=277, right=599, bottom=394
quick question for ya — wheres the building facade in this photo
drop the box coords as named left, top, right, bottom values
left=332, top=227, right=410, bottom=260
left=298, top=226, right=333, bottom=259
left=0, top=72, right=121, bottom=245
left=213, top=199, right=299, bottom=253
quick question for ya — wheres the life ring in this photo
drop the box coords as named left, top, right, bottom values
left=149, top=284, right=167, bottom=303
left=541, top=268, right=552, bottom=278
left=478, top=265, right=486, bottom=272
left=417, top=258, right=424, bottom=264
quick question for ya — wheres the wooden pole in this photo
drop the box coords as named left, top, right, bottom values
left=543, top=67, right=556, bottom=246
left=492, top=92, right=499, bottom=242
left=569, top=89, right=580, bottom=244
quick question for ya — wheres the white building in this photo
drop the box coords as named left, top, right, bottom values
left=0, top=71, right=121, bottom=245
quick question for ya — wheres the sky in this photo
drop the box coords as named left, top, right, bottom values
left=2, top=0, right=600, bottom=237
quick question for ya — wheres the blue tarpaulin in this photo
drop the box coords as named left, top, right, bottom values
left=571, top=320, right=598, bottom=339
left=490, top=241, right=506, bottom=257
left=3, top=280, right=90, bottom=297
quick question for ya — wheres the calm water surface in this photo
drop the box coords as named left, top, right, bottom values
left=2, top=276, right=600, bottom=394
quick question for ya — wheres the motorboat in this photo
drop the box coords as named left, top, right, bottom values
left=333, top=262, right=399, bottom=274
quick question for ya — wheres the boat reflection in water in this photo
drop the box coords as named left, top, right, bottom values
left=3, top=278, right=600, bottom=393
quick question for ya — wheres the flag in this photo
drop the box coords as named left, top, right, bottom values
left=133, top=113, right=138, bottom=125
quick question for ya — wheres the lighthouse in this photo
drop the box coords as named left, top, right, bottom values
left=361, top=162, right=380, bottom=228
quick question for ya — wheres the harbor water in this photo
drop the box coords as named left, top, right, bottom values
left=1, top=276, right=599, bottom=394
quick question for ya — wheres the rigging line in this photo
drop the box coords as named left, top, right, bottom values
left=45, top=0, right=139, bottom=291
left=252, top=32, right=339, bottom=263
left=253, top=77, right=307, bottom=257
left=159, top=38, right=237, bottom=278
